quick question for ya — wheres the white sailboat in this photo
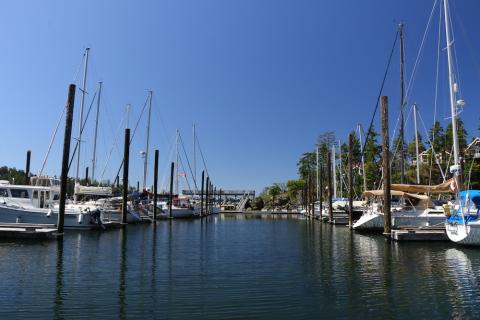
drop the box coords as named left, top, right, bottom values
left=442, top=0, right=480, bottom=245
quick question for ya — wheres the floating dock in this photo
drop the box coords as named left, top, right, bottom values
left=0, top=223, right=59, bottom=240
left=391, top=226, right=448, bottom=241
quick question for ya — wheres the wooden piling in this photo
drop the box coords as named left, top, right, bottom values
left=201, top=171, right=205, bottom=216
left=58, top=84, right=76, bottom=235
left=327, top=151, right=333, bottom=223
left=85, top=166, right=89, bottom=185
left=153, top=150, right=159, bottom=221
left=381, top=96, right=392, bottom=238
left=25, top=150, right=31, bottom=185
left=206, top=177, right=210, bottom=215
left=122, top=129, right=130, bottom=225
left=169, top=162, right=174, bottom=219
left=348, top=133, right=354, bottom=228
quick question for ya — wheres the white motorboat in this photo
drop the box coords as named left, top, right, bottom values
left=0, top=177, right=103, bottom=229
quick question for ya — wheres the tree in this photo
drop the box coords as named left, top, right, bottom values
left=268, top=184, right=282, bottom=209
left=363, top=126, right=381, bottom=190
left=445, top=118, right=468, bottom=158
left=286, top=179, right=305, bottom=204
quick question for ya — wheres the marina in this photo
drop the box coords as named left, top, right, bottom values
left=3, top=0, right=480, bottom=318
left=1, top=214, right=480, bottom=319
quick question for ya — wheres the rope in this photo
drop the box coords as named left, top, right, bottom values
left=417, top=111, right=446, bottom=181
left=38, top=103, right=66, bottom=177
left=430, top=1, right=443, bottom=186
left=113, top=95, right=150, bottom=182
left=178, top=132, right=198, bottom=191
left=404, top=0, right=439, bottom=102
left=360, top=28, right=399, bottom=160
left=195, top=134, right=210, bottom=179
left=68, top=90, right=98, bottom=171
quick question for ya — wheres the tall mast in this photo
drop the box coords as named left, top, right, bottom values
left=142, top=91, right=153, bottom=190
left=399, top=23, right=405, bottom=184
left=91, top=81, right=102, bottom=182
left=316, top=146, right=319, bottom=202
left=193, top=123, right=196, bottom=193
left=444, top=0, right=461, bottom=175
left=75, top=47, right=90, bottom=182
left=338, top=140, right=342, bottom=197
left=332, top=145, right=337, bottom=199
left=358, top=124, right=367, bottom=192
left=176, top=129, right=179, bottom=195
left=413, top=104, right=420, bottom=184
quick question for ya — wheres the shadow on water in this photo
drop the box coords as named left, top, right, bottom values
left=118, top=228, right=127, bottom=320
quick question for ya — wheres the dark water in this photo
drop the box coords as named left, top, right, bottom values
left=0, top=214, right=479, bottom=319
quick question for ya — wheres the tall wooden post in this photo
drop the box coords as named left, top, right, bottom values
left=25, top=150, right=31, bottom=185
left=58, top=84, right=76, bottom=235
left=85, top=167, right=89, bottom=185
left=169, top=162, right=174, bottom=219
left=381, top=96, right=392, bottom=237
left=206, top=176, right=210, bottom=215
left=327, top=151, right=333, bottom=223
left=153, top=150, right=159, bottom=221
left=348, top=133, right=354, bottom=228
left=121, top=128, right=130, bottom=224
left=200, top=171, right=205, bottom=216
left=116, top=175, right=119, bottom=189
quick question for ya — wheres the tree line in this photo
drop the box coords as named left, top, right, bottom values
left=261, top=119, right=480, bottom=207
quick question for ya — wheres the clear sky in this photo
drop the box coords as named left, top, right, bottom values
left=1, top=0, right=479, bottom=193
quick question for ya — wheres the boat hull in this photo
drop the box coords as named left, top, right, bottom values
left=353, top=212, right=446, bottom=231
left=0, top=205, right=101, bottom=229
left=446, top=221, right=480, bottom=245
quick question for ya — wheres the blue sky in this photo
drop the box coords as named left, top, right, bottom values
left=1, top=0, right=480, bottom=193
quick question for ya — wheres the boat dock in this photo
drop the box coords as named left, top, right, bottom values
left=0, top=223, right=59, bottom=240
left=391, top=226, right=448, bottom=241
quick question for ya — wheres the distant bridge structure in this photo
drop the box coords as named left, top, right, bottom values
left=182, top=189, right=255, bottom=199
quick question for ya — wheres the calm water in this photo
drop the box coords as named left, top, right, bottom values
left=0, top=214, right=479, bottom=319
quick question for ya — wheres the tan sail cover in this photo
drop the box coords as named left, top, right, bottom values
left=75, top=183, right=113, bottom=196
left=363, top=190, right=429, bottom=199
left=390, top=179, right=453, bottom=194
left=363, top=190, right=433, bottom=208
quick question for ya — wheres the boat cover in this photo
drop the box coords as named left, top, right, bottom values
left=390, top=179, right=453, bottom=194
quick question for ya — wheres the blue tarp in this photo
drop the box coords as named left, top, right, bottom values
left=459, top=190, right=480, bottom=208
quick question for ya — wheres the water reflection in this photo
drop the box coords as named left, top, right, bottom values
left=3, top=215, right=480, bottom=318
left=118, top=228, right=127, bottom=320
left=53, top=239, right=64, bottom=320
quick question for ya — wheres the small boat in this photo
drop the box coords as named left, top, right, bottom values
left=353, top=189, right=447, bottom=231
left=0, top=177, right=104, bottom=229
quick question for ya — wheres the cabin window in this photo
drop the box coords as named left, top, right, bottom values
left=10, top=189, right=29, bottom=198
left=33, top=191, right=38, bottom=199
left=45, top=191, right=50, bottom=200
left=53, top=194, right=59, bottom=201
left=0, top=188, right=7, bottom=197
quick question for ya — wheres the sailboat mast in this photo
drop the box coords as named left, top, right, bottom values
left=193, top=123, right=196, bottom=193
left=143, top=91, right=153, bottom=190
left=444, top=0, right=461, bottom=174
left=358, top=124, right=367, bottom=192
left=399, top=23, right=405, bottom=184
left=91, top=81, right=102, bottom=182
left=176, top=129, right=179, bottom=195
left=338, top=140, right=342, bottom=197
left=332, top=145, right=337, bottom=199
left=75, top=47, right=90, bottom=182
left=413, top=104, right=420, bottom=184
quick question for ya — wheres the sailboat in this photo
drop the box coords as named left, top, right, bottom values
left=443, top=0, right=479, bottom=245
